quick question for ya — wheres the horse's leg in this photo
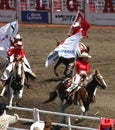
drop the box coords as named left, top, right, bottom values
left=19, top=87, right=24, bottom=99
left=58, top=97, right=70, bottom=123
left=79, top=99, right=85, bottom=113
left=54, top=59, right=62, bottom=76
left=58, top=98, right=66, bottom=123
left=63, top=64, right=69, bottom=77
left=14, top=91, right=20, bottom=106
left=0, top=86, right=6, bottom=96
left=8, top=88, right=14, bottom=107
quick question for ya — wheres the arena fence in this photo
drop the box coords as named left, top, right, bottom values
left=7, top=106, right=100, bottom=130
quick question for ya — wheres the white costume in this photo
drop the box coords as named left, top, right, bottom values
left=30, top=121, right=45, bottom=130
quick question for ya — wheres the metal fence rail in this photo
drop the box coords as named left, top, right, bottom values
left=7, top=106, right=100, bottom=130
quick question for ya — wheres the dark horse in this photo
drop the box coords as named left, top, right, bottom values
left=44, top=70, right=107, bottom=123
left=54, top=42, right=90, bottom=77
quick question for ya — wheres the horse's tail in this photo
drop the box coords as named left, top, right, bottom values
left=43, top=90, right=57, bottom=103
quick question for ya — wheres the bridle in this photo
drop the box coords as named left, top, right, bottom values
left=93, top=71, right=107, bottom=89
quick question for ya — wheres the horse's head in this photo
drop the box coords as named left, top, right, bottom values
left=93, top=70, right=107, bottom=89
left=15, top=60, right=24, bottom=79
left=10, top=60, right=25, bottom=91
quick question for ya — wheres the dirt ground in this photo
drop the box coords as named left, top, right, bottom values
left=0, top=23, right=115, bottom=129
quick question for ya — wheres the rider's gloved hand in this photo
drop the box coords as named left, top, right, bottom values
left=80, top=71, right=87, bottom=78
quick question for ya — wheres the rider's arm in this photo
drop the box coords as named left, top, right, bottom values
left=86, top=63, right=90, bottom=74
left=7, top=48, right=14, bottom=57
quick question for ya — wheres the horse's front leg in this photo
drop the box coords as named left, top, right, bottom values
left=58, top=98, right=70, bottom=123
left=63, top=64, right=69, bottom=77
left=58, top=98, right=66, bottom=123
left=19, top=87, right=24, bottom=99
left=79, top=99, right=85, bottom=113
left=0, top=86, right=6, bottom=97
left=54, top=60, right=62, bottom=76
left=8, top=88, right=14, bottom=107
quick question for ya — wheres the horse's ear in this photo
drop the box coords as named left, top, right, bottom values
left=95, top=70, right=98, bottom=75
left=95, top=70, right=100, bottom=75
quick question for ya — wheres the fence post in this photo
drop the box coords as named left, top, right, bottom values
left=33, top=108, right=40, bottom=122
left=67, top=115, right=72, bottom=130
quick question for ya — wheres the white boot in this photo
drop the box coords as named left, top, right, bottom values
left=66, top=83, right=77, bottom=92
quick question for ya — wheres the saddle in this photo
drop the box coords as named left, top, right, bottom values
left=64, top=77, right=89, bottom=104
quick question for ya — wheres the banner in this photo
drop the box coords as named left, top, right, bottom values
left=10, top=20, right=19, bottom=40
left=0, top=23, right=10, bottom=59
left=0, top=21, right=18, bottom=59
left=55, top=33, right=81, bottom=58
left=45, top=51, right=59, bottom=68
left=45, top=32, right=81, bottom=68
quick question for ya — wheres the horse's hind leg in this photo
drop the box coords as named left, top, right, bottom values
left=54, top=59, right=62, bottom=76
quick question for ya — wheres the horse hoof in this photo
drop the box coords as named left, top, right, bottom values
left=75, top=118, right=83, bottom=123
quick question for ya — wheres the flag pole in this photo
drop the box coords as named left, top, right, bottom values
left=67, top=10, right=80, bottom=36
left=70, top=33, right=81, bottom=80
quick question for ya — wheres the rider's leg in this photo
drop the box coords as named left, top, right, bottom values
left=66, top=74, right=81, bottom=92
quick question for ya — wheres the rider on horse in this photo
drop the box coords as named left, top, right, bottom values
left=66, top=52, right=91, bottom=93
left=0, top=40, right=25, bottom=88
left=10, top=34, right=37, bottom=79
left=0, top=34, right=36, bottom=89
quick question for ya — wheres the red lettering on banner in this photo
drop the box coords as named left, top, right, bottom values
left=103, top=0, right=115, bottom=13
left=36, top=0, right=46, bottom=10
left=0, top=0, right=13, bottom=9
left=66, top=0, right=78, bottom=12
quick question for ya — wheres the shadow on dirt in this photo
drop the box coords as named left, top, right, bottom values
left=40, top=77, right=66, bottom=83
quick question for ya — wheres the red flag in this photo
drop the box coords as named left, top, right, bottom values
left=67, top=11, right=90, bottom=38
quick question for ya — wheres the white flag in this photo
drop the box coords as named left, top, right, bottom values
left=0, top=23, right=10, bottom=59
left=55, top=33, right=81, bottom=58
left=45, top=32, right=81, bottom=68
left=0, top=20, right=18, bottom=59
left=45, top=50, right=59, bottom=68
left=10, top=20, right=18, bottom=40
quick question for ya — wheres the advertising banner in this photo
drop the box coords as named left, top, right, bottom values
left=0, top=10, right=16, bottom=22
left=21, top=11, right=49, bottom=23
left=52, top=12, right=76, bottom=24
left=88, top=13, right=115, bottom=26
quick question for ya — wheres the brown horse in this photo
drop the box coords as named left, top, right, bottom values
left=43, top=77, right=88, bottom=123
left=44, top=70, right=107, bottom=123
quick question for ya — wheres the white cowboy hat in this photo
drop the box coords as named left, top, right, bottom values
left=72, top=22, right=80, bottom=27
left=16, top=41, right=22, bottom=46
left=80, top=52, right=91, bottom=58
left=15, top=34, right=22, bottom=39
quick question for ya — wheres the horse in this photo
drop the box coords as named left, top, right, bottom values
left=7, top=60, right=25, bottom=107
left=43, top=77, right=88, bottom=123
left=83, top=70, right=107, bottom=115
left=44, top=70, right=107, bottom=123
left=54, top=42, right=90, bottom=77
